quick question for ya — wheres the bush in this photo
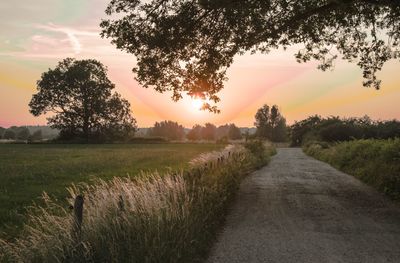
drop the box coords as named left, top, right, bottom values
left=290, top=116, right=400, bottom=146
left=304, top=139, right=400, bottom=200
left=0, top=144, right=275, bottom=262
left=244, top=139, right=276, bottom=162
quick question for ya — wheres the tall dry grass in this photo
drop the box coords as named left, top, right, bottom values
left=1, top=143, right=274, bottom=263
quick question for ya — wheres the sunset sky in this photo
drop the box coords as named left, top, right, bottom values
left=1, top=0, right=399, bottom=128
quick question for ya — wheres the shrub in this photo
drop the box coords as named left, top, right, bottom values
left=244, top=139, right=276, bottom=163
left=290, top=116, right=400, bottom=146
left=304, top=139, right=400, bottom=200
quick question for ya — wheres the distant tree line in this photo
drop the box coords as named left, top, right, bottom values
left=144, top=121, right=243, bottom=142
left=187, top=123, right=242, bottom=142
left=147, top=121, right=185, bottom=141
left=290, top=115, right=400, bottom=146
left=0, top=126, right=48, bottom=142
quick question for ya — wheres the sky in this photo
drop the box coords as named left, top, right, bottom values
left=0, top=1, right=399, bottom=128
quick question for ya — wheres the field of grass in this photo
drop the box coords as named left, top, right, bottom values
left=0, top=143, right=223, bottom=237
left=0, top=142, right=275, bottom=262
left=304, top=139, right=400, bottom=200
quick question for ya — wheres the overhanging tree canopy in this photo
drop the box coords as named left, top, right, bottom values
left=101, top=0, right=400, bottom=112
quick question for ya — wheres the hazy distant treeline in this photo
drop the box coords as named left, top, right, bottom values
left=0, top=126, right=59, bottom=142
left=0, top=123, right=258, bottom=143
left=144, top=121, right=254, bottom=142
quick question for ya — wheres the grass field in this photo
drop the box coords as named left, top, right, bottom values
left=1, top=142, right=275, bottom=262
left=0, top=143, right=223, bottom=238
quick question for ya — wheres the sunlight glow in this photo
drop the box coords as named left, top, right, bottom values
left=191, top=98, right=204, bottom=111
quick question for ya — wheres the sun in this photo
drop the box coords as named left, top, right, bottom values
left=191, top=98, right=204, bottom=111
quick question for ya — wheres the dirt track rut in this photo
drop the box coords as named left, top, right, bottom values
left=207, top=148, right=400, bottom=263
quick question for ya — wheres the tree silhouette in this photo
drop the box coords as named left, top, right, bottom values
left=255, top=104, right=287, bottom=142
left=29, top=58, right=137, bottom=142
left=147, top=120, right=185, bottom=140
left=101, top=0, right=400, bottom=112
left=16, top=127, right=30, bottom=141
left=201, top=123, right=217, bottom=140
left=228, top=124, right=242, bottom=140
left=0, top=127, right=5, bottom=139
left=29, top=130, right=43, bottom=142
left=187, top=124, right=202, bottom=141
left=3, top=129, right=16, bottom=140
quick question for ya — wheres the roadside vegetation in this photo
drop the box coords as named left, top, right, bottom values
left=304, top=139, right=400, bottom=200
left=0, top=143, right=223, bottom=238
left=0, top=142, right=275, bottom=263
left=290, top=115, right=400, bottom=146
left=292, top=115, right=400, bottom=200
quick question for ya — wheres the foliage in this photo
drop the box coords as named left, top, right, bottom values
left=216, top=124, right=230, bottom=140
left=100, top=0, right=400, bottom=111
left=244, top=139, right=275, bottom=161
left=28, top=130, right=43, bottom=142
left=187, top=123, right=242, bottom=141
left=147, top=120, right=185, bottom=140
left=228, top=124, right=242, bottom=140
left=0, top=143, right=223, bottom=238
left=0, top=126, right=58, bottom=141
left=304, top=139, right=400, bottom=200
left=201, top=123, right=217, bottom=141
left=16, top=127, right=30, bottom=141
left=29, top=58, right=137, bottom=142
left=187, top=124, right=203, bottom=141
left=290, top=115, right=400, bottom=146
left=0, top=145, right=275, bottom=262
left=216, top=124, right=242, bottom=140
left=254, top=104, right=287, bottom=142
left=3, top=129, right=16, bottom=140
left=0, top=127, right=5, bottom=139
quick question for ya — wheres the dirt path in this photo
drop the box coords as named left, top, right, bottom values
left=207, top=148, right=400, bottom=263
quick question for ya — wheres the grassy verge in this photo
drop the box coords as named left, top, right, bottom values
left=0, top=142, right=275, bottom=263
left=304, top=139, right=400, bottom=200
left=0, top=143, right=223, bottom=238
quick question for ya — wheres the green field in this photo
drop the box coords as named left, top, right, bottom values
left=0, top=143, right=223, bottom=237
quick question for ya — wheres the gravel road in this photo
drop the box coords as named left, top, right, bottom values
left=207, top=148, right=400, bottom=263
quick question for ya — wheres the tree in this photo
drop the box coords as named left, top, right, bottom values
left=201, top=123, right=217, bottom=141
left=216, top=124, right=230, bottom=139
left=29, top=58, right=137, bottom=142
left=290, top=115, right=400, bottom=145
left=272, top=118, right=288, bottom=142
left=17, top=127, right=30, bottom=141
left=255, top=104, right=287, bottom=142
left=0, top=127, right=5, bottom=139
left=101, top=0, right=400, bottom=112
left=187, top=124, right=202, bottom=141
left=29, top=130, right=43, bottom=142
left=228, top=124, right=242, bottom=140
left=148, top=120, right=185, bottom=140
left=255, top=105, right=272, bottom=139
left=290, top=115, right=322, bottom=146
left=3, top=130, right=16, bottom=140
